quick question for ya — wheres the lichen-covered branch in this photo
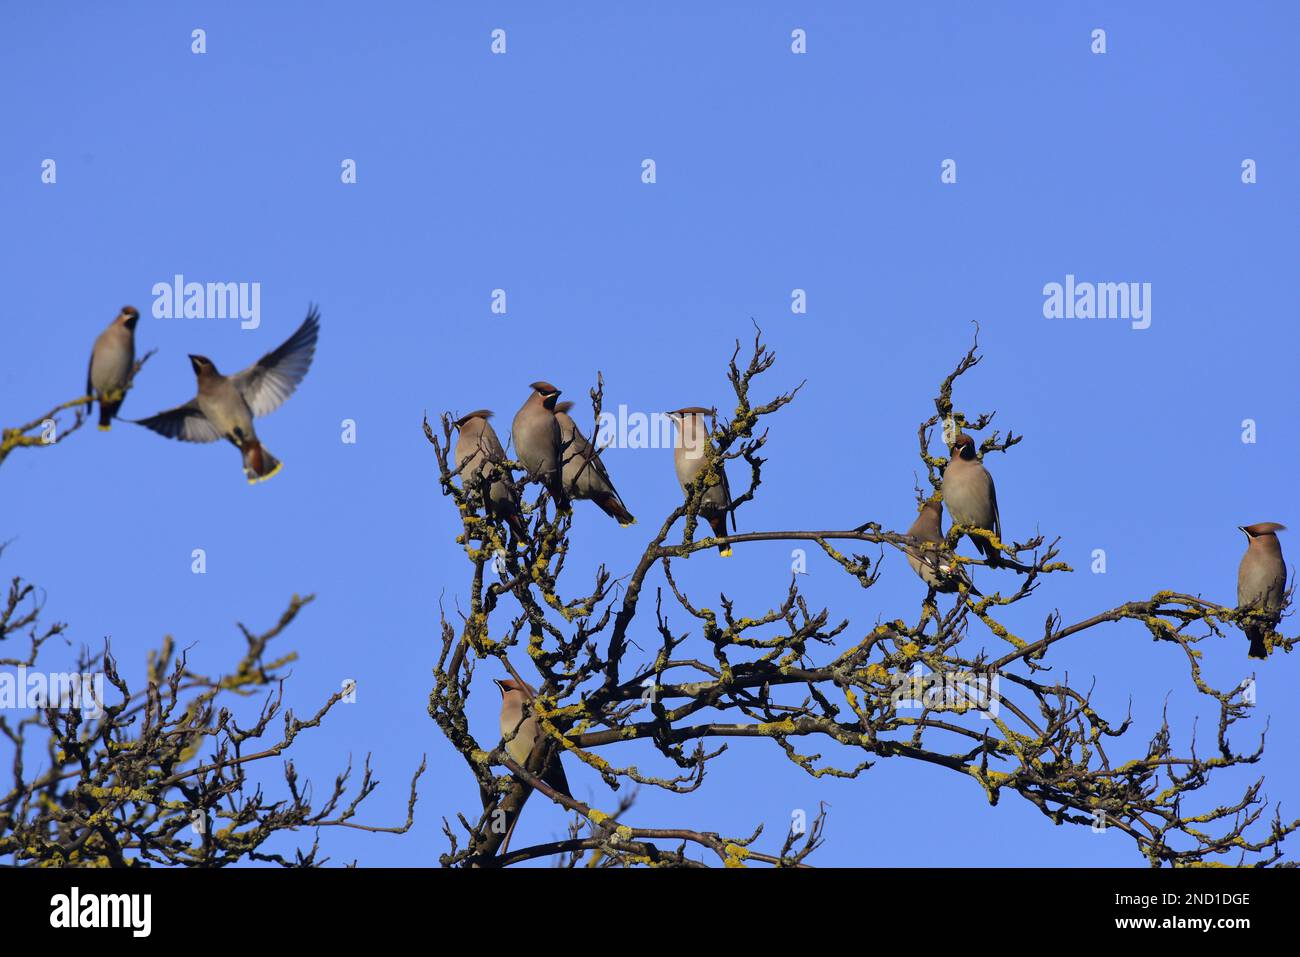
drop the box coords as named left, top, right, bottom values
left=428, top=327, right=1296, bottom=868
left=0, top=572, right=423, bottom=867
left=0, top=349, right=155, bottom=470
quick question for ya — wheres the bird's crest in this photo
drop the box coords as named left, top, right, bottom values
left=1242, top=522, right=1287, bottom=536
left=454, top=410, right=493, bottom=427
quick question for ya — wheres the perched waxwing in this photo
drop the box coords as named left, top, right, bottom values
left=553, top=401, right=635, bottom=527
left=669, top=407, right=734, bottom=556
left=511, top=381, right=569, bottom=512
left=87, top=306, right=140, bottom=430
left=942, top=433, right=1002, bottom=567
left=454, top=410, right=527, bottom=537
left=905, top=499, right=981, bottom=596
left=132, top=306, right=319, bottom=484
left=1237, top=522, right=1288, bottom=659
left=495, top=678, right=572, bottom=799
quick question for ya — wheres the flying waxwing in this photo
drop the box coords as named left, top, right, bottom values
left=942, top=433, right=1002, bottom=567
left=132, top=306, right=319, bottom=484
left=905, top=499, right=982, bottom=596
left=511, top=381, right=570, bottom=512
left=1237, top=522, right=1288, bottom=659
left=87, top=306, right=140, bottom=430
left=669, top=407, right=734, bottom=556
left=553, top=401, right=635, bottom=527
left=454, top=410, right=527, bottom=537
left=495, top=678, right=572, bottom=799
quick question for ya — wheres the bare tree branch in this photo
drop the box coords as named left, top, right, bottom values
left=426, top=325, right=1296, bottom=868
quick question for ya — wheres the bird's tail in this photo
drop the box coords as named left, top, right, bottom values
left=549, top=478, right=571, bottom=514
left=1246, top=625, right=1269, bottom=660
left=594, top=491, right=636, bottom=527
left=498, top=753, right=571, bottom=858
left=972, top=535, right=1001, bottom=568
left=97, top=398, right=120, bottom=432
left=242, top=440, right=282, bottom=484
left=708, top=513, right=732, bottom=557
left=542, top=755, right=573, bottom=801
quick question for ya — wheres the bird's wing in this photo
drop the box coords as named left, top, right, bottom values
left=85, top=351, right=94, bottom=398
left=987, top=470, right=1001, bottom=540
left=131, top=400, right=222, bottom=443
left=1267, top=568, right=1288, bottom=609
left=562, top=425, right=600, bottom=476
left=590, top=451, right=634, bottom=513
left=541, top=750, right=573, bottom=800
left=718, top=456, right=737, bottom=530
left=583, top=441, right=616, bottom=488
left=231, top=306, right=320, bottom=417
left=480, top=424, right=508, bottom=463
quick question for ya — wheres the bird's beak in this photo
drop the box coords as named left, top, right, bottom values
left=1238, top=526, right=1250, bottom=537
left=493, top=678, right=507, bottom=694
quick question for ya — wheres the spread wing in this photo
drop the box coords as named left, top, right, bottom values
left=132, top=400, right=222, bottom=443
left=231, top=306, right=320, bottom=417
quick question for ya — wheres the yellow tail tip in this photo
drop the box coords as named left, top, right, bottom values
left=97, top=425, right=111, bottom=432
left=719, top=547, right=733, bottom=558
left=620, top=519, right=636, bottom=527
left=248, top=461, right=284, bottom=485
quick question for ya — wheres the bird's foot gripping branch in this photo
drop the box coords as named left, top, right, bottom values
left=0, top=313, right=155, bottom=469
left=426, top=325, right=1296, bottom=868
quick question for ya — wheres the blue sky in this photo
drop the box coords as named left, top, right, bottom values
left=1, top=1, right=1296, bottom=867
